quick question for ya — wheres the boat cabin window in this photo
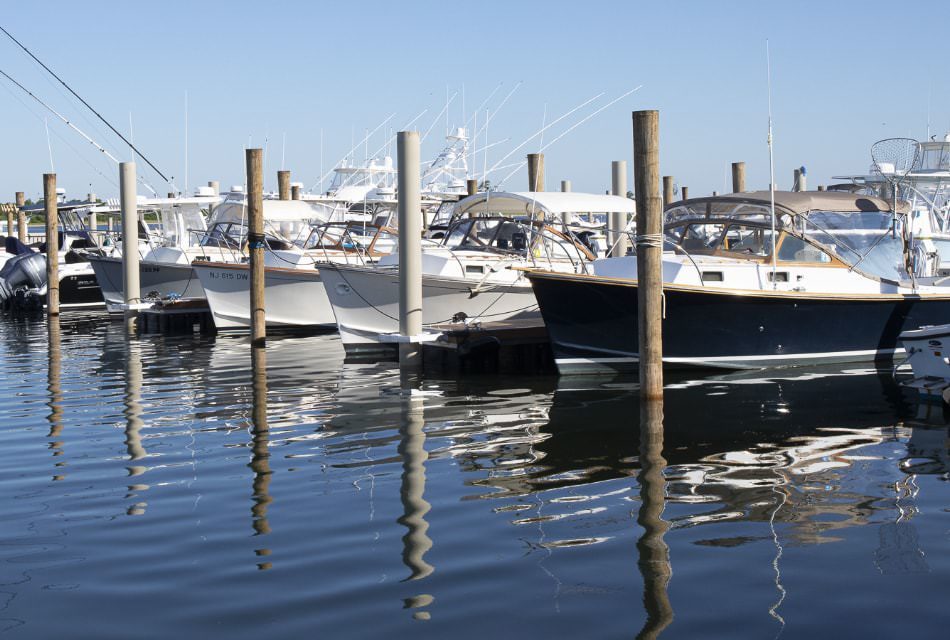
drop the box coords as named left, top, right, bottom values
left=202, top=222, right=243, bottom=249
left=777, top=235, right=831, bottom=263
left=445, top=218, right=531, bottom=254
left=801, top=210, right=905, bottom=280
left=719, top=225, right=774, bottom=256
left=679, top=223, right=725, bottom=251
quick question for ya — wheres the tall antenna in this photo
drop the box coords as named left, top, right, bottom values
left=767, top=40, right=778, bottom=290
left=45, top=116, right=54, bottom=172
left=184, top=90, right=188, bottom=194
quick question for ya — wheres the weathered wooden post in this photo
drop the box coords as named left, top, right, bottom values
left=47, top=314, right=64, bottom=470
left=120, top=162, right=140, bottom=331
left=398, top=131, right=423, bottom=372
left=680, top=186, right=689, bottom=201
left=43, top=174, right=59, bottom=316
left=796, top=167, right=807, bottom=191
left=793, top=168, right=801, bottom=192
left=527, top=153, right=544, bottom=191
left=466, top=179, right=478, bottom=196
left=731, top=162, right=746, bottom=193
left=291, top=185, right=301, bottom=201
left=208, top=180, right=220, bottom=195
left=636, top=397, right=673, bottom=637
left=560, top=179, right=572, bottom=192
left=633, top=110, right=663, bottom=399
left=662, top=176, right=673, bottom=208
left=247, top=149, right=266, bottom=347
left=611, top=160, right=629, bottom=257
left=817, top=185, right=826, bottom=192
left=277, top=170, right=291, bottom=201
left=15, top=191, right=26, bottom=243
left=5, top=203, right=13, bottom=238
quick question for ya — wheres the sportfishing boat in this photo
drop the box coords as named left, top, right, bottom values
left=319, top=191, right=635, bottom=354
left=0, top=201, right=108, bottom=309
left=86, top=190, right=331, bottom=312
left=897, top=324, right=950, bottom=402
left=525, top=190, right=950, bottom=374
left=834, top=135, right=950, bottom=277
left=192, top=207, right=399, bottom=331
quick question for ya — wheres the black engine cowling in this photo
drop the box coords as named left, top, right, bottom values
left=0, top=252, right=47, bottom=303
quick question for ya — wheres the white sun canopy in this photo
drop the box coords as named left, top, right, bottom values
left=456, top=191, right=636, bottom=217
left=210, top=198, right=338, bottom=225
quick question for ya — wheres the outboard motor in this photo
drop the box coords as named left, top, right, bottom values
left=5, top=236, right=33, bottom=256
left=0, top=252, right=47, bottom=303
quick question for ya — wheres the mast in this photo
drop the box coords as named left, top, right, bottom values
left=767, top=40, right=778, bottom=290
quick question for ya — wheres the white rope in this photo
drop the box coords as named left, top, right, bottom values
left=635, top=233, right=664, bottom=249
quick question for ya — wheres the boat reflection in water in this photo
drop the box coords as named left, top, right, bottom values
left=435, top=365, right=944, bottom=636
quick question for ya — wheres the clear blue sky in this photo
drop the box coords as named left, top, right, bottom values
left=1, top=0, right=947, bottom=202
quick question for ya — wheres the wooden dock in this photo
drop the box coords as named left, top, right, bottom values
left=422, top=317, right=555, bottom=375
left=138, top=298, right=214, bottom=334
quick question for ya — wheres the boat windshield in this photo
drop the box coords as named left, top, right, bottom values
left=443, top=218, right=530, bottom=253
left=799, top=211, right=906, bottom=280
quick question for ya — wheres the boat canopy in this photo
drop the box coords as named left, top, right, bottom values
left=672, top=190, right=907, bottom=218
left=456, top=191, right=636, bottom=218
left=210, top=199, right=336, bottom=225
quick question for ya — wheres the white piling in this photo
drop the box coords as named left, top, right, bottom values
left=398, top=131, right=423, bottom=371
left=611, top=160, right=629, bottom=257
left=120, top=162, right=140, bottom=330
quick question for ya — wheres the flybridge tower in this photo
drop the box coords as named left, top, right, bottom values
left=421, top=127, right=469, bottom=196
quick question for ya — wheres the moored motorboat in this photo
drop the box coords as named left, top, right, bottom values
left=321, top=191, right=634, bottom=354
left=526, top=190, right=950, bottom=374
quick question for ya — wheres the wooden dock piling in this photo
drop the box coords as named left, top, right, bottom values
left=247, top=149, right=266, bottom=347
left=633, top=110, right=663, bottom=399
left=731, top=162, right=746, bottom=193
left=4, top=201, right=13, bottom=238
left=662, top=176, right=673, bottom=208
left=43, top=174, right=59, bottom=316
left=15, top=191, right=26, bottom=243
left=527, top=153, right=544, bottom=191
left=466, top=179, right=478, bottom=196
left=277, top=170, right=291, bottom=200
left=681, top=186, right=688, bottom=201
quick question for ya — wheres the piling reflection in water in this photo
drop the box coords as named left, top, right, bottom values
left=397, top=381, right=434, bottom=620
left=250, top=345, right=273, bottom=569
left=123, top=337, right=148, bottom=515
left=46, top=316, right=64, bottom=481
left=636, top=399, right=672, bottom=639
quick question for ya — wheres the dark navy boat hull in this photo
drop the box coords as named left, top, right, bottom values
left=526, top=271, right=950, bottom=374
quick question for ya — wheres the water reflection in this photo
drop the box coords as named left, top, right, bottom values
left=123, top=337, right=148, bottom=515
left=636, top=399, right=673, bottom=639
left=250, top=345, right=272, bottom=569
left=46, top=316, right=64, bottom=481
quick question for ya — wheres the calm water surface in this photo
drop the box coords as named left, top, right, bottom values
left=0, top=312, right=947, bottom=638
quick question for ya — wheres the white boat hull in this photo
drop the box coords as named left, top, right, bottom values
left=87, top=255, right=204, bottom=309
left=319, top=265, right=541, bottom=352
left=192, top=262, right=336, bottom=330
